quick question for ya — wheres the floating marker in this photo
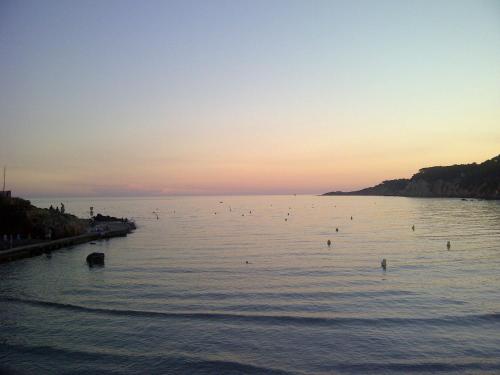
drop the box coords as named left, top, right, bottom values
left=412, top=225, right=415, bottom=231
left=327, top=239, right=331, bottom=247
left=381, top=259, right=387, bottom=270
left=336, top=228, right=339, bottom=232
left=447, top=241, right=451, bottom=249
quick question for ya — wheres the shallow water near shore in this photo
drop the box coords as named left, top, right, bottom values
left=1, top=195, right=500, bottom=374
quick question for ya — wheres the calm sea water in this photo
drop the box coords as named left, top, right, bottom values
left=1, top=195, right=500, bottom=374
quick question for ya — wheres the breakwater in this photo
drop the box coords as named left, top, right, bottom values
left=0, top=222, right=132, bottom=263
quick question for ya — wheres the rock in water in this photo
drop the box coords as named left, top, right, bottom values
left=86, top=252, right=105, bottom=266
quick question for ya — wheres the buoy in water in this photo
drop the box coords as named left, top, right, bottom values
left=381, top=258, right=387, bottom=270
left=336, top=228, right=339, bottom=232
left=350, top=216, right=353, bottom=220
left=412, top=225, right=415, bottom=231
left=447, top=241, right=451, bottom=249
left=327, top=239, right=331, bottom=247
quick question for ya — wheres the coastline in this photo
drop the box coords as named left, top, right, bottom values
left=321, top=192, right=498, bottom=200
left=323, top=155, right=500, bottom=200
left=1, top=195, right=137, bottom=263
left=0, top=221, right=134, bottom=263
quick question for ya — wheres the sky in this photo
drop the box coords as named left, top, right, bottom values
left=1, top=0, right=499, bottom=197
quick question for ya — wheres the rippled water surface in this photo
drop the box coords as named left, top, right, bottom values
left=1, top=195, right=500, bottom=374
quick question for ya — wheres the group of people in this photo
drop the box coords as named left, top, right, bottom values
left=49, top=202, right=65, bottom=214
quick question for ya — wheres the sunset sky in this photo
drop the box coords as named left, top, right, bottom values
left=1, top=0, right=499, bottom=197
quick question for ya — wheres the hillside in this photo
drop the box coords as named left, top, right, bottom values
left=323, top=155, right=500, bottom=199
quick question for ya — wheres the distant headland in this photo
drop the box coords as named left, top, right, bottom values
left=323, top=155, right=500, bottom=200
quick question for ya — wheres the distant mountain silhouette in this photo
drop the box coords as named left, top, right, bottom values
left=324, top=155, right=500, bottom=199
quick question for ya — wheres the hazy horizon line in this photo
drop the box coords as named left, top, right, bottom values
left=23, top=192, right=321, bottom=200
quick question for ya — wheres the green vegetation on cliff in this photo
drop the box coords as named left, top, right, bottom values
left=324, top=155, right=500, bottom=199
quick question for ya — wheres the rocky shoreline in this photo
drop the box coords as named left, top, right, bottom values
left=323, top=155, right=500, bottom=200
left=0, top=196, right=135, bottom=262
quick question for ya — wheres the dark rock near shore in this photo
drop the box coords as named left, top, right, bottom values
left=324, top=155, right=500, bottom=200
left=93, top=213, right=126, bottom=222
left=86, top=252, right=105, bottom=266
left=92, top=213, right=136, bottom=231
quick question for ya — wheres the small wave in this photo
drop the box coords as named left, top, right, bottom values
left=2, top=297, right=500, bottom=327
left=118, top=289, right=420, bottom=301
left=1, top=342, right=295, bottom=375
left=328, top=361, right=500, bottom=373
left=170, top=358, right=294, bottom=374
left=4, top=339, right=500, bottom=374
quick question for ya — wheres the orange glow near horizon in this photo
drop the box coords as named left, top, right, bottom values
left=1, top=1, right=499, bottom=197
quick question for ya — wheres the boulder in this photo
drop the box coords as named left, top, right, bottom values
left=86, top=252, right=105, bottom=266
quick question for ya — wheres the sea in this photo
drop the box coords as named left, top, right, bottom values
left=1, top=195, right=500, bottom=374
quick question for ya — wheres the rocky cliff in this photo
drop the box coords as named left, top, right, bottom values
left=324, top=155, right=500, bottom=199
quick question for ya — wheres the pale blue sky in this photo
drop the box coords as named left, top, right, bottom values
left=1, top=0, right=499, bottom=196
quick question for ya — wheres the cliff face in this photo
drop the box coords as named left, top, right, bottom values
left=324, top=155, right=500, bottom=199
